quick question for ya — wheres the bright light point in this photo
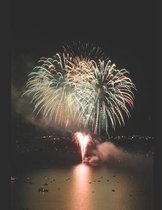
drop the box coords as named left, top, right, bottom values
left=74, top=132, right=91, bottom=161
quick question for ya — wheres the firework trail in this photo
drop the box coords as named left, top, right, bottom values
left=23, top=43, right=136, bottom=149
left=73, top=132, right=91, bottom=161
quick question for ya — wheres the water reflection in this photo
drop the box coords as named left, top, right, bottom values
left=11, top=154, right=154, bottom=210
left=70, top=163, right=93, bottom=210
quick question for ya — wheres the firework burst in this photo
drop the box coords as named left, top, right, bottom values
left=80, top=59, right=137, bottom=136
left=23, top=43, right=136, bottom=138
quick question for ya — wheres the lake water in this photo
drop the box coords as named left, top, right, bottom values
left=11, top=149, right=154, bottom=210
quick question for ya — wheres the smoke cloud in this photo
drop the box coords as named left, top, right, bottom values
left=84, top=141, right=152, bottom=173
left=12, top=84, right=52, bottom=129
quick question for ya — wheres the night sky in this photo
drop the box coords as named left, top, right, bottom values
left=11, top=1, right=157, bottom=137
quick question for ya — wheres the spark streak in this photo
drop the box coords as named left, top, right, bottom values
left=74, top=132, right=91, bottom=161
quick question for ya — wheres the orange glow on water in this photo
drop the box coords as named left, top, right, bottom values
left=74, top=132, right=91, bottom=161
left=70, top=163, right=92, bottom=210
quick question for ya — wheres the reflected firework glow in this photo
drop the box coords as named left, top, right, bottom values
left=70, top=164, right=92, bottom=210
left=74, top=132, right=91, bottom=161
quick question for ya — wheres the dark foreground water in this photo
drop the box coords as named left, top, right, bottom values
left=11, top=149, right=154, bottom=210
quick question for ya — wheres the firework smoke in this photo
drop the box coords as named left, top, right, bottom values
left=84, top=141, right=152, bottom=172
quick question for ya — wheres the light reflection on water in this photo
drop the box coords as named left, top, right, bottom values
left=69, top=163, right=92, bottom=210
left=11, top=152, right=154, bottom=210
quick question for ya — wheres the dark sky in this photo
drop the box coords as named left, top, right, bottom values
left=11, top=1, right=157, bottom=137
